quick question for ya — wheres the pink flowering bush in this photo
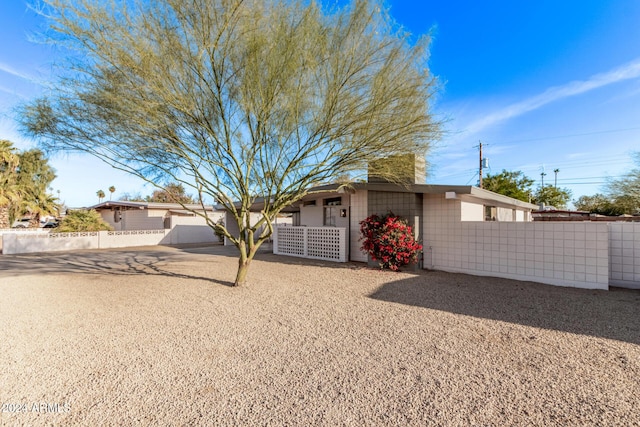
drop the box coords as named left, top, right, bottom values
left=359, top=212, right=422, bottom=271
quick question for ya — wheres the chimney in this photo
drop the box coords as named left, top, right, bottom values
left=368, top=154, right=426, bottom=184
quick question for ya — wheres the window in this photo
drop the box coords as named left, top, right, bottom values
left=485, top=206, right=496, bottom=221
left=322, top=197, right=342, bottom=226
left=324, top=207, right=337, bottom=226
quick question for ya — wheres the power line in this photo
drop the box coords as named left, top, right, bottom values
left=491, top=127, right=640, bottom=145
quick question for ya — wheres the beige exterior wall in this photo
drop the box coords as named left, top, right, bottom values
left=300, top=205, right=324, bottom=227
left=460, top=201, right=484, bottom=221
left=299, top=194, right=350, bottom=229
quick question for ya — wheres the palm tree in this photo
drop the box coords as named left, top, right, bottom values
left=22, top=188, right=59, bottom=227
left=108, top=185, right=115, bottom=200
left=11, top=149, right=57, bottom=227
left=97, top=189, right=105, bottom=202
left=0, top=140, right=20, bottom=228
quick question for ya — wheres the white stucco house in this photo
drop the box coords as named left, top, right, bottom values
left=265, top=181, right=537, bottom=265
left=224, top=155, right=538, bottom=266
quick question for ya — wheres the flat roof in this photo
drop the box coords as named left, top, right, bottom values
left=88, top=201, right=217, bottom=211
left=217, top=182, right=539, bottom=212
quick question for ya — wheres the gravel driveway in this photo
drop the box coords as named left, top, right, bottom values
left=1, top=244, right=638, bottom=426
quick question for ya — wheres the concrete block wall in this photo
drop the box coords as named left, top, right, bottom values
left=609, top=222, right=640, bottom=289
left=423, top=194, right=610, bottom=290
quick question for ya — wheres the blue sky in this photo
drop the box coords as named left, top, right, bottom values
left=1, top=1, right=640, bottom=207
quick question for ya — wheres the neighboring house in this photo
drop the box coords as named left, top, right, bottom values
left=89, top=201, right=224, bottom=232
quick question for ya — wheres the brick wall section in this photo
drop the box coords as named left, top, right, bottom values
left=610, top=222, right=640, bottom=289
left=423, top=194, right=610, bottom=290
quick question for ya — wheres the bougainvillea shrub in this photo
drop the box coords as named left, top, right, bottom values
left=359, top=212, right=422, bottom=271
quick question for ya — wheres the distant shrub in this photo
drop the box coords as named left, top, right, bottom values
left=214, top=217, right=225, bottom=242
left=360, top=212, right=422, bottom=271
left=57, top=209, right=113, bottom=232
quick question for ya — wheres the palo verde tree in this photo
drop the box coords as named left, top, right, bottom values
left=20, top=0, right=440, bottom=285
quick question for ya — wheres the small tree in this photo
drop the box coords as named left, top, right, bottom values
left=482, top=170, right=534, bottom=202
left=533, top=185, right=572, bottom=209
left=57, top=209, right=113, bottom=232
left=360, top=213, right=422, bottom=271
left=145, top=183, right=195, bottom=204
left=606, top=152, right=640, bottom=214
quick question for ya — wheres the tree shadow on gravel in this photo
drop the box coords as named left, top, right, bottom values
left=369, top=271, right=640, bottom=345
left=0, top=247, right=235, bottom=287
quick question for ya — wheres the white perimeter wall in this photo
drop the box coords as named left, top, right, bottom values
left=2, top=227, right=221, bottom=255
left=609, top=222, right=640, bottom=289
left=424, top=194, right=610, bottom=290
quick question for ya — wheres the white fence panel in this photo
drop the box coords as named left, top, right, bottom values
left=273, top=226, right=346, bottom=262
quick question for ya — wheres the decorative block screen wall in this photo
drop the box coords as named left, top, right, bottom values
left=273, top=226, right=346, bottom=262
left=274, top=227, right=305, bottom=257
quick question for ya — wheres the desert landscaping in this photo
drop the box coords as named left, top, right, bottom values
left=1, top=244, right=639, bottom=426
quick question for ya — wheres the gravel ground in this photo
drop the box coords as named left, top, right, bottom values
left=0, top=244, right=639, bottom=426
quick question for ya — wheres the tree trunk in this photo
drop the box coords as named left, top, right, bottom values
left=0, top=205, right=10, bottom=229
left=233, top=240, right=260, bottom=286
left=234, top=257, right=251, bottom=287
left=29, top=213, right=40, bottom=228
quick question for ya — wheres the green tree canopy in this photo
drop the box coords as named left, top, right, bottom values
left=145, top=183, right=195, bottom=204
left=573, top=194, right=617, bottom=215
left=14, top=148, right=58, bottom=226
left=20, top=0, right=441, bottom=285
left=533, top=185, right=572, bottom=210
left=0, top=140, right=21, bottom=228
left=605, top=152, right=640, bottom=214
left=482, top=170, right=534, bottom=202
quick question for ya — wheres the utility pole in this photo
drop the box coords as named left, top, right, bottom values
left=553, top=168, right=559, bottom=188
left=478, top=141, right=483, bottom=189
left=541, top=172, right=547, bottom=187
